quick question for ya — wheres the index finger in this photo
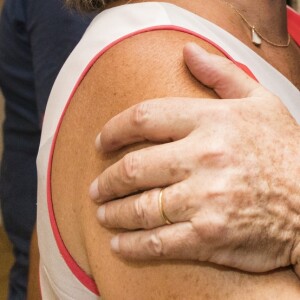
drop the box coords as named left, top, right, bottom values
left=99, top=98, right=206, bottom=152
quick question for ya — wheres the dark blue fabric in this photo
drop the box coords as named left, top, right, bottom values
left=0, top=0, right=93, bottom=298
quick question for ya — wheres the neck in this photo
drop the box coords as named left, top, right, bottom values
left=226, top=0, right=289, bottom=42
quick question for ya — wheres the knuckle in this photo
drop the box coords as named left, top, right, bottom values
left=134, top=195, right=151, bottom=228
left=168, top=152, right=191, bottom=178
left=131, top=102, right=152, bottom=127
left=134, top=197, right=145, bottom=222
left=167, top=185, right=191, bottom=215
left=213, top=149, right=234, bottom=167
left=197, top=141, right=233, bottom=167
left=121, top=152, right=140, bottom=185
left=208, top=138, right=229, bottom=154
left=193, top=216, right=227, bottom=244
left=205, top=178, right=231, bottom=201
left=195, top=120, right=240, bottom=167
left=146, top=233, right=164, bottom=257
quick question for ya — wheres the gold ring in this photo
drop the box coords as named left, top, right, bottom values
left=158, top=189, right=172, bottom=225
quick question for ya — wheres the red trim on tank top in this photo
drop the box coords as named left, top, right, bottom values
left=46, top=25, right=259, bottom=296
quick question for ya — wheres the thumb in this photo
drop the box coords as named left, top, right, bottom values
left=183, top=43, right=262, bottom=99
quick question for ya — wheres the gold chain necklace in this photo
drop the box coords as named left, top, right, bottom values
left=126, top=0, right=290, bottom=48
left=222, top=1, right=290, bottom=47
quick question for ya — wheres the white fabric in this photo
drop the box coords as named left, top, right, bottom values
left=37, top=2, right=300, bottom=299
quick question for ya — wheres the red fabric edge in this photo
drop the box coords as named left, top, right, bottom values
left=46, top=25, right=258, bottom=296
left=287, top=6, right=300, bottom=46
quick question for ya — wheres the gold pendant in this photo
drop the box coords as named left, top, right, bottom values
left=251, top=27, right=262, bottom=46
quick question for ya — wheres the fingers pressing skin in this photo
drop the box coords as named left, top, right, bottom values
left=90, top=137, right=198, bottom=202
left=109, top=225, right=271, bottom=272
left=99, top=98, right=205, bottom=153
left=110, top=222, right=205, bottom=261
left=90, top=105, right=238, bottom=202
left=183, top=43, right=262, bottom=99
left=97, top=184, right=194, bottom=229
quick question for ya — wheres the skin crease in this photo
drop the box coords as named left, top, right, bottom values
left=50, top=0, right=300, bottom=299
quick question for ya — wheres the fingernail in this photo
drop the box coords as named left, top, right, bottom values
left=89, top=179, right=99, bottom=200
left=97, top=206, right=106, bottom=223
left=95, top=133, right=102, bottom=151
left=111, top=236, right=120, bottom=253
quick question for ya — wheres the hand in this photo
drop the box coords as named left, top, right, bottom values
left=90, top=43, right=300, bottom=274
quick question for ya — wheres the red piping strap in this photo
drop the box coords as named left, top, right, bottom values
left=46, top=25, right=258, bottom=296
left=287, top=6, right=300, bottom=47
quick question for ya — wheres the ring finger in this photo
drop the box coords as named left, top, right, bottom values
left=97, top=183, right=195, bottom=230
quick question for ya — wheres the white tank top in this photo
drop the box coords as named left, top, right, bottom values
left=37, top=2, right=300, bottom=299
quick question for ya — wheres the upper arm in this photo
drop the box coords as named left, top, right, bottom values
left=51, top=30, right=300, bottom=299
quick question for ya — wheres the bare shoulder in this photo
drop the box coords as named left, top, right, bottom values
left=51, top=29, right=300, bottom=299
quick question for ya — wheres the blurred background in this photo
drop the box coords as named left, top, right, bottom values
left=0, top=0, right=299, bottom=299
left=0, top=0, right=13, bottom=298
left=0, top=0, right=14, bottom=296
left=0, top=0, right=14, bottom=295
left=0, top=0, right=13, bottom=297
left=291, top=0, right=300, bottom=10
left=0, top=93, right=11, bottom=300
